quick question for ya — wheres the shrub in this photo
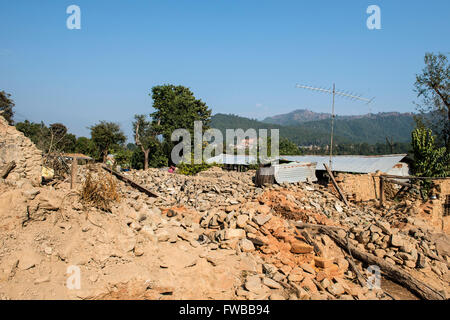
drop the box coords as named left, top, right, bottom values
left=80, top=170, right=120, bottom=211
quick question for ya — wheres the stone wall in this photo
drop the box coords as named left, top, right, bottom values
left=0, top=116, right=42, bottom=186
left=334, top=172, right=382, bottom=202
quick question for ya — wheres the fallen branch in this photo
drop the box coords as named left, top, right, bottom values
left=294, top=221, right=345, bottom=231
left=300, top=230, right=322, bottom=256
left=102, top=165, right=158, bottom=198
left=324, top=163, right=349, bottom=206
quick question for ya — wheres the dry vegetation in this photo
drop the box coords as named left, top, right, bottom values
left=80, top=168, right=120, bottom=211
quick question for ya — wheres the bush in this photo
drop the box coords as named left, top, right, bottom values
left=411, top=127, right=449, bottom=177
left=80, top=170, right=120, bottom=211
left=177, top=160, right=212, bottom=175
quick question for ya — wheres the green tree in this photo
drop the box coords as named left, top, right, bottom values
left=90, top=121, right=126, bottom=163
left=279, top=138, right=302, bottom=155
left=75, top=137, right=98, bottom=158
left=0, top=91, right=15, bottom=125
left=133, top=114, right=159, bottom=170
left=16, top=120, right=45, bottom=145
left=414, top=52, right=450, bottom=149
left=411, top=127, right=449, bottom=178
left=150, top=85, right=212, bottom=164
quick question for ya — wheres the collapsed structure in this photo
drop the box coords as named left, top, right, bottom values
left=0, top=119, right=449, bottom=300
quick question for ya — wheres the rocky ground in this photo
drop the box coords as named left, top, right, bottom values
left=0, top=164, right=448, bottom=300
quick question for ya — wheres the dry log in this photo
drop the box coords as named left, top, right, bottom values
left=324, top=163, right=349, bottom=206
left=102, top=165, right=158, bottom=198
left=294, top=221, right=345, bottom=231
left=316, top=226, right=445, bottom=300
left=1, top=161, right=16, bottom=179
left=300, top=230, right=322, bottom=256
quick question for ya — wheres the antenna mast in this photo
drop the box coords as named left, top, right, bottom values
left=295, top=83, right=374, bottom=169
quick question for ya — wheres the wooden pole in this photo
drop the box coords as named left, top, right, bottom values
left=379, top=176, right=385, bottom=207
left=70, top=158, right=77, bottom=189
left=323, top=163, right=349, bottom=206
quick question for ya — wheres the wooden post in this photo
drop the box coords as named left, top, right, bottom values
left=379, top=176, right=385, bottom=207
left=70, top=158, right=78, bottom=189
left=323, top=163, right=349, bottom=206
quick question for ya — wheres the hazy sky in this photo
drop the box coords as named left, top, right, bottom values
left=1, top=0, right=449, bottom=138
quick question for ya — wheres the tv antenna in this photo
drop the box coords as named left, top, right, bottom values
left=295, top=83, right=374, bottom=169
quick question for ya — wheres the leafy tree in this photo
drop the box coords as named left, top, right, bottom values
left=75, top=137, right=99, bottom=158
left=414, top=52, right=450, bottom=149
left=131, top=147, right=168, bottom=169
left=16, top=120, right=76, bottom=153
left=411, top=127, right=449, bottom=178
left=150, top=85, right=212, bottom=164
left=126, top=143, right=137, bottom=151
left=62, top=133, right=77, bottom=153
left=90, top=121, right=126, bottom=163
left=48, top=123, right=68, bottom=153
left=279, top=138, right=302, bottom=155
left=16, top=120, right=45, bottom=145
left=133, top=114, right=159, bottom=170
left=0, top=90, right=15, bottom=125
left=113, top=148, right=133, bottom=168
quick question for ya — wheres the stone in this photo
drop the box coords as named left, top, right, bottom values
left=369, top=225, right=382, bottom=234
left=245, top=275, right=263, bottom=293
left=416, top=253, right=427, bottom=269
left=328, top=283, right=345, bottom=296
left=300, top=263, right=316, bottom=275
left=236, top=215, right=249, bottom=228
left=263, top=277, right=282, bottom=289
left=314, top=257, right=333, bottom=269
left=288, top=273, right=304, bottom=283
left=239, top=239, right=255, bottom=252
left=390, top=234, right=405, bottom=247
left=272, top=272, right=285, bottom=282
left=224, top=228, right=246, bottom=240
left=290, top=242, right=313, bottom=254
left=262, top=263, right=277, bottom=276
left=374, top=249, right=386, bottom=258
left=253, top=214, right=272, bottom=226
left=300, top=277, right=317, bottom=293
left=321, top=278, right=331, bottom=289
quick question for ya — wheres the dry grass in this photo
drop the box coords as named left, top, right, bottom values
left=80, top=170, right=120, bottom=211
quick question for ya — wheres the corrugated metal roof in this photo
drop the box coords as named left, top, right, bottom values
left=205, top=154, right=257, bottom=165
left=280, top=154, right=407, bottom=174
left=274, top=162, right=317, bottom=183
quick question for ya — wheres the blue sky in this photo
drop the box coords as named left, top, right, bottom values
left=0, top=0, right=449, bottom=139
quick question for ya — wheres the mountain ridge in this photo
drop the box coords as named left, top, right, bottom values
left=211, top=111, right=415, bottom=146
left=262, top=108, right=415, bottom=126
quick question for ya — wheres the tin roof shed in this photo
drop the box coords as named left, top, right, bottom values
left=280, top=154, right=408, bottom=174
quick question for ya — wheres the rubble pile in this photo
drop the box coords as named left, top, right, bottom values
left=0, top=154, right=448, bottom=299
left=0, top=116, right=42, bottom=186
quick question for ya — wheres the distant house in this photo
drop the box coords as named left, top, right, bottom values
left=280, top=154, right=410, bottom=175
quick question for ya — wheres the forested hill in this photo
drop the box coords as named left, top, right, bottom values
left=211, top=112, right=415, bottom=146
